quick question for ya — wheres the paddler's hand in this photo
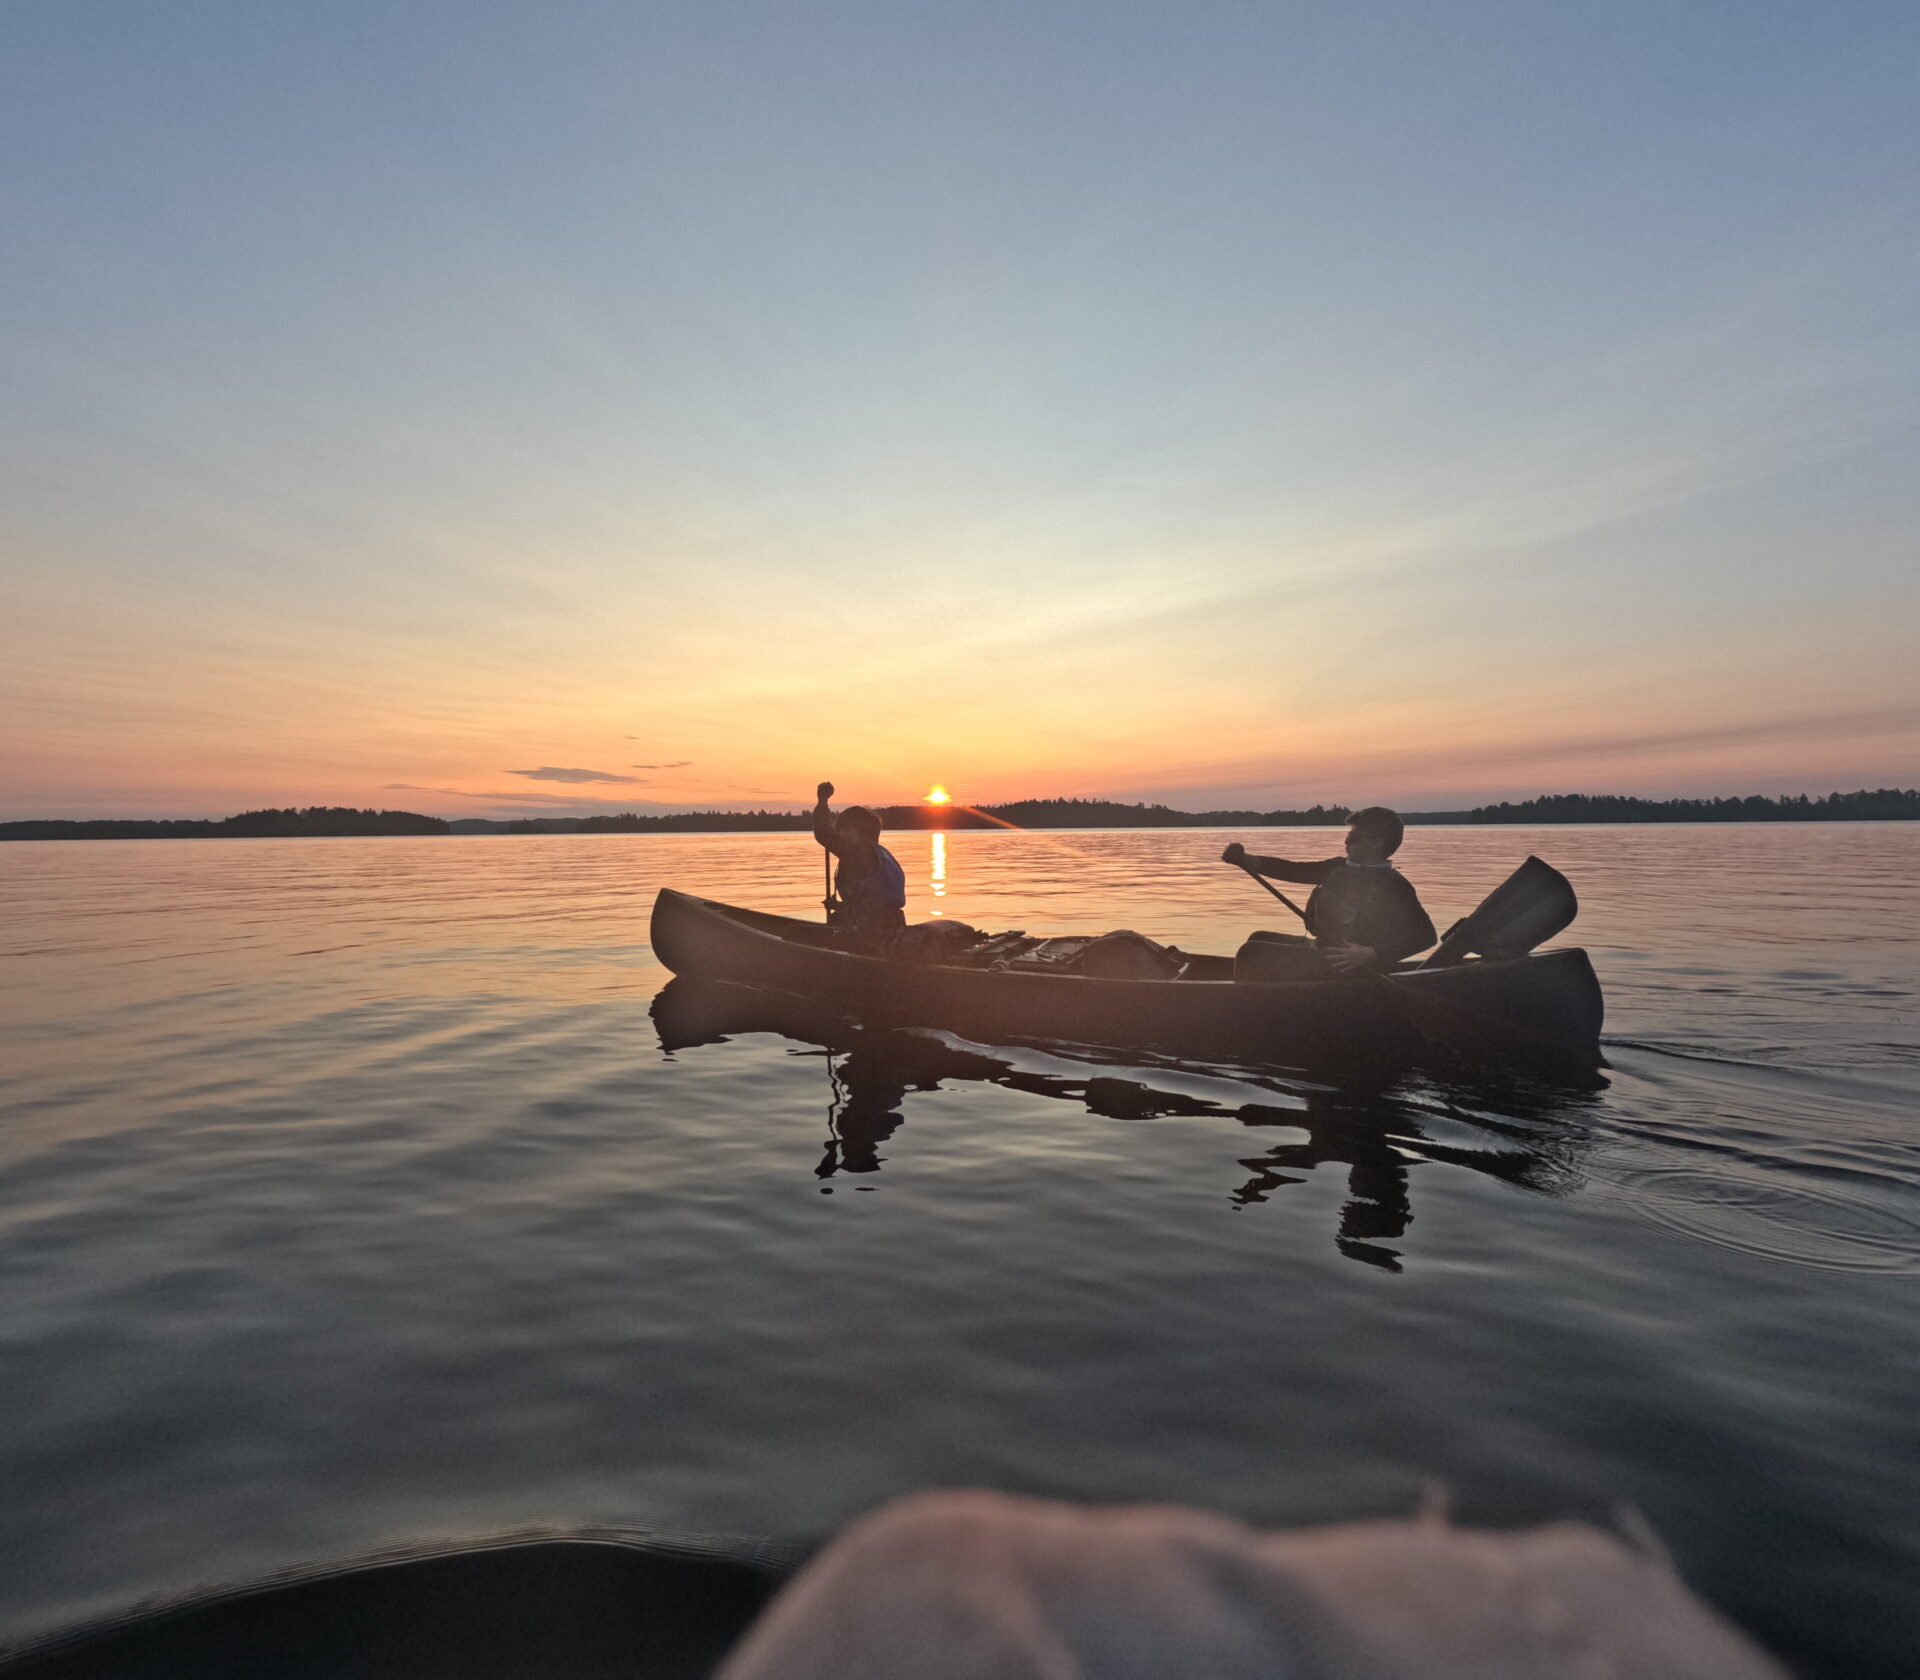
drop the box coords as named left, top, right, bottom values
left=816, top=781, right=834, bottom=802
left=1325, top=943, right=1376, bottom=975
left=1221, top=842, right=1246, bottom=866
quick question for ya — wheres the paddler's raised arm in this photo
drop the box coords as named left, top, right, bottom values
left=812, top=781, right=848, bottom=856
left=1220, top=842, right=1340, bottom=885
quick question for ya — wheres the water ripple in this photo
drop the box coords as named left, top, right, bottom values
left=1602, top=1158, right=1920, bottom=1274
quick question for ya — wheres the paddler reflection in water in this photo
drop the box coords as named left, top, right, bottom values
left=812, top=781, right=907, bottom=948
left=1223, top=806, right=1436, bottom=976
left=818, top=1046, right=908, bottom=1178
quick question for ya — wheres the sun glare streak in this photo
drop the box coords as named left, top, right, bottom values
left=946, top=803, right=1118, bottom=870
left=929, top=828, right=946, bottom=914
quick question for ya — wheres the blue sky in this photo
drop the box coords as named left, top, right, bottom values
left=3, top=1, right=1916, bottom=817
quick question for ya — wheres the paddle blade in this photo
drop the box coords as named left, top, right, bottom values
left=1423, top=856, right=1577, bottom=969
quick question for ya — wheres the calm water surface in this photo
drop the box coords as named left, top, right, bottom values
left=1, top=824, right=1917, bottom=1675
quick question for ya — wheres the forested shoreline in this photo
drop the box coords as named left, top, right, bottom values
left=1468, top=790, right=1919, bottom=823
left=4, top=788, right=1916, bottom=840
left=0, top=807, right=451, bottom=841
left=498, top=798, right=1362, bottom=835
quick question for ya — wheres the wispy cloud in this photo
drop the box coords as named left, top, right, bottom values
left=629, top=760, right=692, bottom=769
left=508, top=766, right=641, bottom=784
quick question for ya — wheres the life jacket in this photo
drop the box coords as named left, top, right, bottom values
left=837, top=843, right=906, bottom=913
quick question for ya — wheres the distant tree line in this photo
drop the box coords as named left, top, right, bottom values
left=1468, top=789, right=1920, bottom=823
left=0, top=807, right=451, bottom=841
left=877, top=798, right=1354, bottom=830
left=479, top=799, right=1357, bottom=834
left=536, top=810, right=805, bottom=834
left=9, top=790, right=1916, bottom=841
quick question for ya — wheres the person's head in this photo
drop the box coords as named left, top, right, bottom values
left=1344, top=806, right=1403, bottom=864
left=837, top=805, right=883, bottom=845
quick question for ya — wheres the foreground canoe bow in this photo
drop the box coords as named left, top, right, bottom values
left=649, top=890, right=1604, bottom=1068
left=0, top=1530, right=799, bottom=1680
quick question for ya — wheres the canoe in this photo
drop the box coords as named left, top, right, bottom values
left=649, top=889, right=1605, bottom=1067
left=0, top=1530, right=798, bottom=1680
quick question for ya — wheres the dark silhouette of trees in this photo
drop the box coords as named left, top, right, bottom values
left=1, top=807, right=449, bottom=841
left=218, top=807, right=450, bottom=836
left=468, top=800, right=1355, bottom=835
left=1469, top=789, right=1920, bottom=823
left=570, top=810, right=806, bottom=833
left=877, top=798, right=1352, bottom=830
left=7, top=790, right=1914, bottom=842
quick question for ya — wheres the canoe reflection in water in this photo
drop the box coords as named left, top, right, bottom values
left=650, top=979, right=1604, bottom=1272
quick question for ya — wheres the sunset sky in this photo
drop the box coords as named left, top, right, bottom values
left=4, top=2, right=1916, bottom=819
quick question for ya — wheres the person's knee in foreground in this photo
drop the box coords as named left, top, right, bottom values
left=716, top=1490, right=1787, bottom=1680
left=1223, top=806, right=1435, bottom=974
left=812, top=781, right=906, bottom=946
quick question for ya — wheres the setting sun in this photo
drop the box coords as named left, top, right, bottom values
left=924, top=785, right=951, bottom=805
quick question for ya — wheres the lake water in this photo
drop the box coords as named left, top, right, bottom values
left=1, top=824, right=1916, bottom=1675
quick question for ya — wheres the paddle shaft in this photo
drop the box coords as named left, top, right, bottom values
left=1234, top=860, right=1307, bottom=922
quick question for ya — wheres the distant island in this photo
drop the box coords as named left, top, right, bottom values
left=4, top=788, right=1916, bottom=841
left=0, top=806, right=451, bottom=841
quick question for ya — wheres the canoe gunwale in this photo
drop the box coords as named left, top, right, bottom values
left=657, top=889, right=1576, bottom=994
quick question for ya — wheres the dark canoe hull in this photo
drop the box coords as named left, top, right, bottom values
left=649, top=890, right=1605, bottom=1067
left=0, top=1531, right=797, bottom=1680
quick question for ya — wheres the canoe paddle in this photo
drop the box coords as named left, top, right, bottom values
left=817, top=780, right=835, bottom=923
left=1231, top=859, right=1308, bottom=923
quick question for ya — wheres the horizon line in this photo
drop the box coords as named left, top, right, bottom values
left=5, top=786, right=1918, bottom=830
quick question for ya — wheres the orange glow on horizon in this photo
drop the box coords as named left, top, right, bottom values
left=924, top=785, right=951, bottom=804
